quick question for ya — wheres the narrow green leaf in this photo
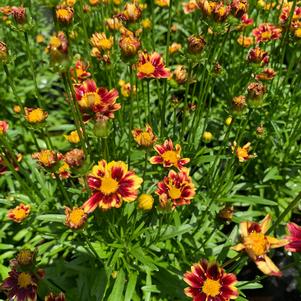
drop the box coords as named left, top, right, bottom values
left=107, top=269, right=125, bottom=301
left=124, top=272, right=138, bottom=301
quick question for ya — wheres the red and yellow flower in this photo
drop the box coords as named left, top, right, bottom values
left=70, top=60, right=91, bottom=83
left=118, top=2, right=142, bottom=23
left=83, top=160, right=143, bottom=212
left=56, top=5, right=74, bottom=24
left=32, top=150, right=62, bottom=168
left=237, top=35, right=253, bottom=48
left=231, top=141, right=256, bottom=162
left=0, top=120, right=9, bottom=134
left=137, top=52, right=170, bottom=79
left=64, top=130, right=80, bottom=144
left=285, top=222, right=301, bottom=253
left=46, top=31, right=68, bottom=61
left=252, top=23, right=282, bottom=43
left=65, top=206, right=88, bottom=229
left=232, top=214, right=288, bottom=276
left=184, top=259, right=239, bottom=301
left=90, top=32, right=113, bottom=52
left=156, top=168, right=195, bottom=207
left=150, top=139, right=190, bottom=170
left=1, top=270, right=38, bottom=301
left=7, top=203, right=31, bottom=223
left=132, top=124, right=157, bottom=147
left=182, top=0, right=198, bottom=14
left=75, top=79, right=120, bottom=119
left=247, top=47, right=269, bottom=65
left=25, top=108, right=48, bottom=124
left=255, top=68, right=276, bottom=81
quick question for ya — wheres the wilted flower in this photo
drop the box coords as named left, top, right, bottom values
left=13, top=249, right=36, bottom=267
left=138, top=194, right=154, bottom=210
left=45, top=292, right=66, bottom=301
left=75, top=79, right=120, bottom=119
left=57, top=161, right=71, bottom=180
left=25, top=108, right=48, bottom=124
left=247, top=81, right=266, bottom=105
left=137, top=52, right=170, bottom=79
left=32, top=150, right=62, bottom=168
left=232, top=95, right=246, bottom=112
left=156, top=168, right=195, bottom=207
left=232, top=214, right=288, bottom=276
left=118, top=2, right=142, bottom=22
left=1, top=270, right=38, bottom=301
left=150, top=139, right=190, bottom=170
left=65, top=206, right=87, bottom=229
left=285, top=222, right=301, bottom=253
left=169, top=42, right=182, bottom=55
left=182, top=0, right=198, bottom=14
left=64, top=130, right=80, bottom=144
left=0, top=120, right=9, bottom=134
left=237, top=35, right=253, bottom=47
left=83, top=160, right=143, bottom=212
left=119, top=34, right=141, bottom=57
left=187, top=35, right=206, bottom=54
left=252, top=23, right=282, bottom=43
left=0, top=41, right=8, bottom=62
left=218, top=205, right=234, bottom=221
left=7, top=203, right=31, bottom=223
left=184, top=259, right=238, bottom=301
left=64, top=148, right=85, bottom=167
left=255, top=68, right=276, bottom=81
left=132, top=124, right=157, bottom=147
left=11, top=6, right=26, bottom=24
left=247, top=47, right=269, bottom=65
left=231, top=0, right=248, bottom=18
left=231, top=141, right=256, bottom=162
left=173, top=65, right=188, bottom=84
left=56, top=5, right=74, bottom=24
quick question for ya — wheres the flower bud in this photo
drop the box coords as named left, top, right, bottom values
left=12, top=6, right=26, bottom=24
left=119, top=35, right=140, bottom=57
left=93, top=119, right=110, bottom=137
left=247, top=82, right=266, bottom=107
left=202, top=131, right=213, bottom=143
left=138, top=194, right=154, bottom=210
left=0, top=41, right=8, bottom=62
left=173, top=65, right=188, bottom=84
left=232, top=95, right=246, bottom=113
left=187, top=35, right=206, bottom=54
left=225, top=116, right=233, bottom=126
left=0, top=120, right=9, bottom=135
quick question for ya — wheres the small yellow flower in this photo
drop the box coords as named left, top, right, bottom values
left=90, top=32, right=113, bottom=51
left=64, top=130, right=80, bottom=144
left=202, top=131, right=213, bottom=143
left=36, top=34, right=45, bottom=44
left=25, top=108, right=48, bottom=124
left=7, top=203, right=31, bottom=223
left=294, top=28, right=301, bottom=38
left=169, top=42, right=182, bottom=55
left=65, top=207, right=87, bottom=229
left=231, top=141, right=256, bottom=162
left=141, top=18, right=151, bottom=29
left=225, top=116, right=233, bottom=126
left=138, top=194, right=154, bottom=210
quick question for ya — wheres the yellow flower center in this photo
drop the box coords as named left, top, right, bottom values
left=27, top=108, right=46, bottom=123
left=245, top=232, right=268, bottom=256
left=168, top=186, right=181, bottom=199
left=295, top=28, right=301, bottom=38
left=69, top=208, right=85, bottom=225
left=100, top=177, right=119, bottom=195
left=39, top=150, right=53, bottom=166
left=57, top=8, right=70, bottom=18
left=261, top=31, right=271, bottom=39
left=12, top=208, right=27, bottom=220
left=202, top=278, right=221, bottom=297
left=17, top=250, right=33, bottom=265
left=17, top=272, right=32, bottom=288
left=99, top=39, right=113, bottom=50
left=162, top=150, right=178, bottom=164
left=50, top=36, right=61, bottom=48
left=81, top=92, right=101, bottom=108
left=139, top=132, right=152, bottom=146
left=138, top=62, right=155, bottom=75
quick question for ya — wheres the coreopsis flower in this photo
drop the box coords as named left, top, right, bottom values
left=255, top=68, right=276, bottom=81
left=25, top=108, right=48, bottom=124
left=138, top=194, right=154, bottom=210
left=0, top=153, right=22, bottom=175
left=7, top=203, right=31, bottom=223
left=169, top=42, right=182, bottom=55
left=36, top=34, right=45, bottom=44
left=32, top=150, right=62, bottom=168
left=65, top=206, right=87, bottom=229
left=11, top=6, right=26, bottom=24
left=89, top=0, right=100, bottom=5
left=247, top=81, right=266, bottom=104
left=187, top=35, right=206, bottom=54
left=132, top=124, right=157, bottom=147
left=202, top=131, right=213, bottom=143
left=231, top=0, right=248, bottom=18
left=218, top=205, right=234, bottom=221
left=173, top=65, right=188, bottom=84
left=1, top=270, right=38, bottom=301
left=83, top=160, right=143, bottom=212
left=45, top=292, right=66, bottom=301
left=197, top=0, right=215, bottom=16
left=232, top=214, right=288, bottom=276
left=155, top=0, right=170, bottom=7
left=118, top=2, right=142, bottom=22
left=156, top=168, right=195, bottom=207
left=247, top=47, right=269, bottom=65
left=141, top=18, right=152, bottom=29
left=14, top=249, right=36, bottom=267
left=231, top=141, right=256, bottom=162
left=150, top=139, right=190, bottom=170
left=75, top=79, right=120, bottom=119
left=46, top=32, right=68, bottom=61
left=232, top=95, right=246, bottom=112
left=237, top=35, right=253, bottom=47
left=119, top=34, right=141, bottom=57
left=137, top=52, right=170, bottom=79
left=0, top=41, right=8, bottom=62
left=13, top=105, right=21, bottom=113
left=182, top=0, right=198, bottom=14
left=240, top=13, right=253, bottom=26
left=106, top=17, right=122, bottom=31
left=279, top=4, right=301, bottom=25
left=56, top=5, right=74, bottom=24
left=213, top=2, right=231, bottom=22
left=70, top=60, right=91, bottom=83
left=252, top=23, right=282, bottom=43
left=118, top=80, right=136, bottom=98
left=64, top=130, right=80, bottom=144
left=64, top=148, right=85, bottom=167
left=0, top=120, right=9, bottom=134
left=184, top=259, right=238, bottom=301
left=90, top=32, right=113, bottom=52
left=285, top=222, right=301, bottom=253
left=58, top=161, right=71, bottom=179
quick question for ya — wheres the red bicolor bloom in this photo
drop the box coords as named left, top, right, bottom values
left=70, top=60, right=91, bottom=83
left=83, top=160, right=143, bottom=212
left=247, top=47, right=269, bottom=65
left=117, top=2, right=142, bottom=22
left=182, top=0, right=198, bottom=14
left=0, top=120, right=9, bottom=134
left=241, top=14, right=253, bottom=26
left=156, top=168, right=195, bottom=207
left=1, top=269, right=37, bottom=301
left=0, top=153, right=22, bottom=175
left=285, top=222, right=301, bottom=253
left=232, top=214, right=288, bottom=276
left=137, top=52, right=170, bottom=79
left=75, top=79, right=120, bottom=119
left=231, top=0, right=248, bottom=18
left=132, top=124, right=157, bottom=147
left=7, top=203, right=31, bottom=223
left=150, top=139, right=190, bottom=170
left=183, top=259, right=239, bottom=301
left=252, top=23, right=282, bottom=43
left=255, top=68, right=276, bottom=81
left=65, top=206, right=88, bottom=229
